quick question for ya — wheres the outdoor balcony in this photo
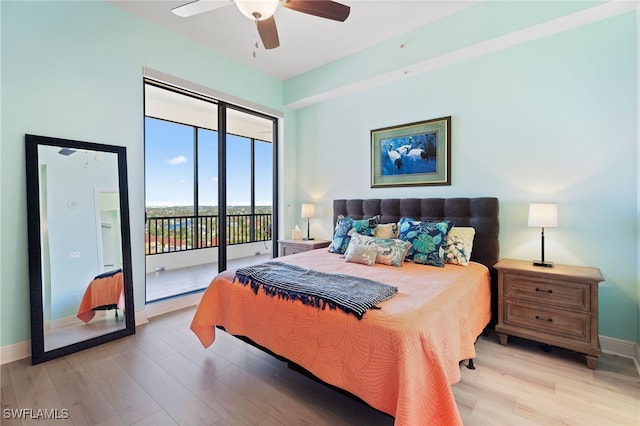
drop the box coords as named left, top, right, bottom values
left=145, top=212, right=273, bottom=302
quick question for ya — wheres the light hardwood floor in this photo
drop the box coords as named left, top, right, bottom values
left=2, top=307, right=638, bottom=425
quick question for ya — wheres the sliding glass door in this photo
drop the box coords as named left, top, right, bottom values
left=220, top=107, right=274, bottom=272
left=144, top=82, right=277, bottom=302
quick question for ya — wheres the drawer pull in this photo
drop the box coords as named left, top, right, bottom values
left=535, top=288, right=553, bottom=294
left=535, top=315, right=553, bottom=323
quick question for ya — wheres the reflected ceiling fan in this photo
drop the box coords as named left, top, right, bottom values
left=172, top=0, right=350, bottom=50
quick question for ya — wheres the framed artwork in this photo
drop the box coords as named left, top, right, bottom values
left=371, top=116, right=451, bottom=187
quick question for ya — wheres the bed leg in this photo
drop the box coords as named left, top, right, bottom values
left=460, top=358, right=476, bottom=370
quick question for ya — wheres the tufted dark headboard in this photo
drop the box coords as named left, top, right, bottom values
left=333, top=198, right=499, bottom=269
left=333, top=197, right=500, bottom=323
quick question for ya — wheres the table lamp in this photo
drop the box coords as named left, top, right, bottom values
left=528, top=203, right=557, bottom=267
left=301, top=203, right=315, bottom=241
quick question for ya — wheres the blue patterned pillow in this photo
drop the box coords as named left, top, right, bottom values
left=328, top=215, right=380, bottom=254
left=397, top=217, right=453, bottom=267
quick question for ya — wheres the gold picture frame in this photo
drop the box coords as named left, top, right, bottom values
left=371, top=116, right=451, bottom=187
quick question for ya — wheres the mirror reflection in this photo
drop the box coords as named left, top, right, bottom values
left=26, top=135, right=135, bottom=364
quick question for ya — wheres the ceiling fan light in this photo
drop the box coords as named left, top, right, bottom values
left=236, top=0, right=279, bottom=21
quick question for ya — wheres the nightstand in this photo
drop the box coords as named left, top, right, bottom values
left=279, top=239, right=330, bottom=257
left=494, top=258, right=604, bottom=369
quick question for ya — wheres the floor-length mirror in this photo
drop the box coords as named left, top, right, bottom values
left=25, top=134, right=135, bottom=364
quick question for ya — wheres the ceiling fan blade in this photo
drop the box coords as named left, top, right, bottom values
left=282, top=0, right=350, bottom=22
left=256, top=16, right=280, bottom=50
left=171, top=0, right=232, bottom=18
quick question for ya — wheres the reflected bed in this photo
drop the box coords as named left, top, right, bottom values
left=76, top=269, right=125, bottom=323
left=191, top=197, right=499, bottom=425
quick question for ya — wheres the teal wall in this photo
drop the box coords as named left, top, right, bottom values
left=1, top=0, right=638, bottom=350
left=288, top=9, right=638, bottom=343
left=637, top=5, right=640, bottom=353
left=284, top=0, right=607, bottom=107
left=0, top=0, right=284, bottom=348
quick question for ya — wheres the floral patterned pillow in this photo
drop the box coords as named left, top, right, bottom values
left=328, top=215, right=380, bottom=254
left=397, top=217, right=453, bottom=267
left=349, top=233, right=411, bottom=267
left=442, top=227, right=476, bottom=266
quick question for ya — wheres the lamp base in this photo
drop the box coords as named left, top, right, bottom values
left=533, top=260, right=554, bottom=268
left=303, top=237, right=315, bottom=241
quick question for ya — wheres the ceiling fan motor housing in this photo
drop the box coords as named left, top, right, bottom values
left=235, top=0, right=279, bottom=21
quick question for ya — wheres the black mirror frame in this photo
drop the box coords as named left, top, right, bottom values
left=25, top=134, right=135, bottom=364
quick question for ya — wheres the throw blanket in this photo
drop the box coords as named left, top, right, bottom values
left=234, top=261, right=398, bottom=319
left=94, top=268, right=122, bottom=280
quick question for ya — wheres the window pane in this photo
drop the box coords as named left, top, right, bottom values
left=197, top=128, right=218, bottom=250
left=197, top=128, right=218, bottom=215
left=255, top=140, right=273, bottom=208
left=226, top=134, right=251, bottom=211
left=145, top=117, right=194, bottom=216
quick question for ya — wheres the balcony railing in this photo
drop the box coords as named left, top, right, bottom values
left=145, top=213, right=272, bottom=255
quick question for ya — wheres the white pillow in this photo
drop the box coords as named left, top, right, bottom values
left=374, top=222, right=399, bottom=239
left=343, top=243, right=379, bottom=266
left=442, top=227, right=476, bottom=266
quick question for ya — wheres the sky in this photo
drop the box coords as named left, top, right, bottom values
left=145, top=117, right=273, bottom=207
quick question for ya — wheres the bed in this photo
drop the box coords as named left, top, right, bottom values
left=76, top=269, right=124, bottom=323
left=191, top=197, right=499, bottom=425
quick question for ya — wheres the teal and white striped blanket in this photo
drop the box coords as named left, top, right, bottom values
left=234, top=261, right=397, bottom=319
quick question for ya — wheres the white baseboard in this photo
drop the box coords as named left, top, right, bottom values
left=1, top=309, right=150, bottom=365
left=144, top=292, right=203, bottom=319
left=0, top=341, right=31, bottom=366
left=136, top=309, right=149, bottom=326
left=600, top=334, right=640, bottom=375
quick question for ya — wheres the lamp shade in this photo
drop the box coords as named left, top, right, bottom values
left=301, top=203, right=316, bottom=219
left=528, top=203, right=558, bottom=228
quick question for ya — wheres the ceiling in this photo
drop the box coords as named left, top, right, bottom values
left=108, top=0, right=481, bottom=80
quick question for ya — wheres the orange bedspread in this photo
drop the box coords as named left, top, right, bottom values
left=191, top=250, right=491, bottom=426
left=76, top=271, right=125, bottom=323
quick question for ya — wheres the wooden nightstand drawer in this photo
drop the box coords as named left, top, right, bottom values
left=504, top=275, right=590, bottom=311
left=494, top=258, right=604, bottom=369
left=279, top=239, right=331, bottom=257
left=504, top=300, right=590, bottom=341
left=282, top=245, right=306, bottom=256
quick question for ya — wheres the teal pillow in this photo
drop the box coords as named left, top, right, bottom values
left=328, top=215, right=380, bottom=254
left=397, top=217, right=453, bottom=267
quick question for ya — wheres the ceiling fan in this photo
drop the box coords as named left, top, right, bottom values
left=172, top=0, right=351, bottom=50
